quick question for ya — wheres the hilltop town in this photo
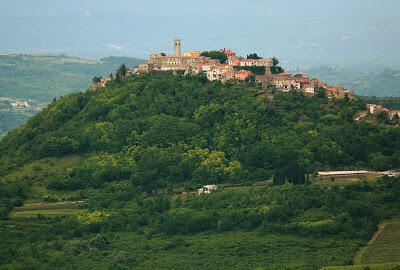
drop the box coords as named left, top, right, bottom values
left=89, top=39, right=400, bottom=121
left=131, top=39, right=353, bottom=99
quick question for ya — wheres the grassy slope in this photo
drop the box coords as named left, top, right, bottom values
left=2, top=155, right=83, bottom=203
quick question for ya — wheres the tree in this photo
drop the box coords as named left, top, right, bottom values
left=377, top=111, right=389, bottom=123
left=116, top=64, right=127, bottom=80
left=160, top=52, right=166, bottom=56
left=316, top=87, right=326, bottom=98
left=273, top=168, right=285, bottom=185
left=270, top=57, right=284, bottom=74
left=92, top=76, right=102, bottom=83
left=200, top=51, right=227, bottom=64
left=247, top=53, right=262, bottom=59
left=285, top=160, right=305, bottom=185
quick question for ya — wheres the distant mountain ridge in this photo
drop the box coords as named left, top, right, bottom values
left=300, top=66, right=400, bottom=97
left=0, top=54, right=145, bottom=137
left=0, top=54, right=145, bottom=102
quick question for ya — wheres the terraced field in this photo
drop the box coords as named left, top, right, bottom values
left=360, top=219, right=400, bottom=264
left=324, top=219, right=400, bottom=270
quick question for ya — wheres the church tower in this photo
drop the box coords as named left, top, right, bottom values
left=174, top=39, right=181, bottom=56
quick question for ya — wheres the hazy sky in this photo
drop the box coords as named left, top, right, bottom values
left=1, top=0, right=400, bottom=69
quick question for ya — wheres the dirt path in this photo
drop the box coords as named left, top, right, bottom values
left=354, top=111, right=367, bottom=121
left=353, top=222, right=389, bottom=264
left=369, top=222, right=388, bottom=243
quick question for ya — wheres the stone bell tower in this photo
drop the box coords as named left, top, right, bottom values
left=174, top=39, right=181, bottom=56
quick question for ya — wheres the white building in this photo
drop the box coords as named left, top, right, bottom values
left=197, top=185, right=218, bottom=194
left=240, top=59, right=272, bottom=67
left=304, top=84, right=315, bottom=93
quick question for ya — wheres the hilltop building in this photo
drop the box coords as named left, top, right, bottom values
left=366, top=104, right=400, bottom=119
left=135, top=39, right=217, bottom=74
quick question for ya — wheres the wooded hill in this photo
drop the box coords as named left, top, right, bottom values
left=1, top=73, right=400, bottom=183
left=1, top=73, right=400, bottom=269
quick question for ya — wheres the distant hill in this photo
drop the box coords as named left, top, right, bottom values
left=300, top=66, right=400, bottom=97
left=0, top=54, right=145, bottom=102
left=0, top=54, right=145, bottom=136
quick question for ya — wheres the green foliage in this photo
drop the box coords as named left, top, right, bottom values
left=247, top=53, right=262, bottom=59
left=92, top=76, right=102, bottom=83
left=270, top=57, right=284, bottom=74
left=116, top=64, right=127, bottom=81
left=200, top=51, right=227, bottom=64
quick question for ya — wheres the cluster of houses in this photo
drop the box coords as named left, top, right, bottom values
left=366, top=103, right=400, bottom=119
left=90, top=39, right=351, bottom=99
left=255, top=73, right=352, bottom=98
left=133, top=39, right=352, bottom=98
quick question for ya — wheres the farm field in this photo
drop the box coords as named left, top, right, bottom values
left=324, top=218, right=400, bottom=270
left=360, top=219, right=400, bottom=264
left=315, top=174, right=381, bottom=187
left=10, top=208, right=86, bottom=218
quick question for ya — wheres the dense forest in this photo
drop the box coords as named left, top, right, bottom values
left=2, top=73, right=400, bottom=269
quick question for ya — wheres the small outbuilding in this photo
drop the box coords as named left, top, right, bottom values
left=197, top=185, right=218, bottom=194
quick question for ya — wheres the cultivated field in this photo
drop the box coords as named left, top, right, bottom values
left=324, top=218, right=400, bottom=270
left=324, top=262, right=400, bottom=270
left=360, top=219, right=400, bottom=264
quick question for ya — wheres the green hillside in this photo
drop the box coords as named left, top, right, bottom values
left=0, top=54, right=144, bottom=137
left=301, top=66, right=400, bottom=97
left=1, top=74, right=400, bottom=269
